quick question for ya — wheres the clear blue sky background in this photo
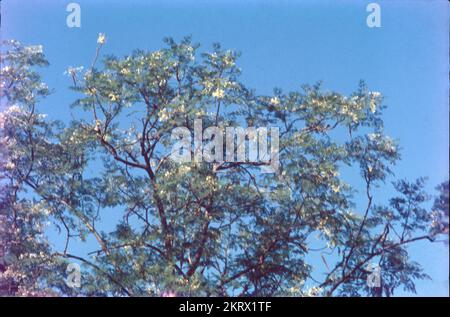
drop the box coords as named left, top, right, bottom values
left=2, top=0, right=448, bottom=296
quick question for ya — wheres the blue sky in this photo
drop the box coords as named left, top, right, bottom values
left=2, top=0, right=449, bottom=296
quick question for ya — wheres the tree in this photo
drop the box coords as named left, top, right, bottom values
left=0, top=37, right=446, bottom=296
left=0, top=40, right=67, bottom=296
left=431, top=180, right=449, bottom=243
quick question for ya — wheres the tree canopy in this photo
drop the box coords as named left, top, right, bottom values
left=0, top=37, right=448, bottom=296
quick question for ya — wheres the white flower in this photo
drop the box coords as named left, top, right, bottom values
left=108, top=93, right=118, bottom=102
left=7, top=105, right=21, bottom=113
left=223, top=51, right=235, bottom=67
left=94, top=119, right=102, bottom=131
left=158, top=108, right=171, bottom=122
left=5, top=161, right=15, bottom=170
left=369, top=91, right=381, bottom=113
left=370, top=91, right=381, bottom=98
left=178, top=165, right=191, bottom=174
left=26, top=45, right=43, bottom=54
left=304, top=286, right=323, bottom=297
left=270, top=97, right=280, bottom=106
left=212, top=88, right=225, bottom=99
left=370, top=100, right=377, bottom=113
left=97, top=33, right=107, bottom=45
left=64, top=66, right=84, bottom=77
left=120, top=68, right=130, bottom=75
left=331, top=184, right=340, bottom=193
